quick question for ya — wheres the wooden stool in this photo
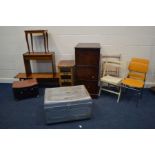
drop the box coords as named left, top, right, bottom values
left=12, top=79, right=39, bottom=100
left=24, top=30, right=49, bottom=53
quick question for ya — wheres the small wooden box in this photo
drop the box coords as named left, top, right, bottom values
left=12, top=79, right=39, bottom=100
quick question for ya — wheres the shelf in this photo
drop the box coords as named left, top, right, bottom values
left=23, top=52, right=55, bottom=60
left=60, top=75, right=72, bottom=79
left=59, top=73, right=72, bottom=76
left=15, top=73, right=59, bottom=79
left=61, top=82, right=72, bottom=86
left=60, top=79, right=72, bottom=82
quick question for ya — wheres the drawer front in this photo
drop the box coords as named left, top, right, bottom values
left=76, top=67, right=99, bottom=80
left=24, top=56, right=52, bottom=60
left=75, top=48, right=100, bottom=65
left=76, top=81, right=99, bottom=95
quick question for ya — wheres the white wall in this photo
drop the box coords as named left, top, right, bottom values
left=0, top=26, right=155, bottom=86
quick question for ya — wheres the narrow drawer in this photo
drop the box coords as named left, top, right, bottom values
left=59, top=67, right=72, bottom=73
left=60, top=75, right=72, bottom=79
left=75, top=48, right=100, bottom=65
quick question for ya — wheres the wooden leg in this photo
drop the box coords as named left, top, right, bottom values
left=58, top=67, right=62, bottom=86
left=30, top=33, right=34, bottom=52
left=51, top=54, right=56, bottom=73
left=43, top=32, right=46, bottom=53
left=23, top=57, right=32, bottom=76
left=25, top=33, right=30, bottom=53
left=46, top=32, right=49, bottom=52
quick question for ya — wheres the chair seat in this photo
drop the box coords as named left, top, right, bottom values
left=122, top=78, right=144, bottom=88
left=101, top=75, right=122, bottom=85
left=128, top=72, right=145, bottom=81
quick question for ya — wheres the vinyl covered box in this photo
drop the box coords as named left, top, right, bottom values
left=44, top=85, right=93, bottom=124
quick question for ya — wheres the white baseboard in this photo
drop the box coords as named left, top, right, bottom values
left=0, top=78, right=18, bottom=83
left=145, top=82, right=155, bottom=88
left=0, top=78, right=155, bottom=88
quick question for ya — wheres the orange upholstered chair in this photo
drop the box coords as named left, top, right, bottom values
left=122, top=58, right=149, bottom=104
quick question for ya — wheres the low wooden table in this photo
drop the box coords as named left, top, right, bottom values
left=23, top=52, right=56, bottom=77
left=15, top=73, right=59, bottom=80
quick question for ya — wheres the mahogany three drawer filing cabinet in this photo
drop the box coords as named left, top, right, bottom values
left=75, top=43, right=101, bottom=98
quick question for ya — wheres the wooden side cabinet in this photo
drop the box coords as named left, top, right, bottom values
left=58, top=60, right=75, bottom=86
left=75, top=43, right=101, bottom=98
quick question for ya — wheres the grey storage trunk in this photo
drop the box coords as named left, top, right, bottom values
left=44, top=85, right=93, bottom=124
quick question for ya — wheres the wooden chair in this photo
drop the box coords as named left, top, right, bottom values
left=101, top=54, right=121, bottom=77
left=99, top=60, right=124, bottom=103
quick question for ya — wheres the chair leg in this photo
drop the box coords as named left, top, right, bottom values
left=140, top=89, right=143, bottom=99
left=99, top=88, right=101, bottom=96
left=117, top=87, right=122, bottom=103
left=136, top=89, right=142, bottom=107
left=99, top=83, right=102, bottom=96
left=136, top=93, right=140, bottom=107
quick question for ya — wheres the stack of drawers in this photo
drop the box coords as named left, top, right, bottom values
left=75, top=43, right=101, bottom=98
left=58, top=60, right=75, bottom=86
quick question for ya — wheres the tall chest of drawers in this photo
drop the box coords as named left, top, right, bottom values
left=75, top=43, right=101, bottom=98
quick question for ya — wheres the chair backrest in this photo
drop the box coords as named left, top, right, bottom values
left=128, top=61, right=149, bottom=73
left=128, top=59, right=149, bottom=81
left=131, top=57, right=149, bottom=65
left=103, top=60, right=122, bottom=77
left=101, top=54, right=121, bottom=77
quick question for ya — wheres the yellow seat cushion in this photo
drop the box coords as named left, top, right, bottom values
left=128, top=72, right=145, bottom=81
left=122, top=78, right=144, bottom=88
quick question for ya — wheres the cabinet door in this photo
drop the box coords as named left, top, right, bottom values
left=76, top=67, right=99, bottom=80
left=75, top=48, right=100, bottom=65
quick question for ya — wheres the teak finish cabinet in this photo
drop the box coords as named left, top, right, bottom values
left=75, top=43, right=100, bottom=98
left=58, top=60, right=75, bottom=86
